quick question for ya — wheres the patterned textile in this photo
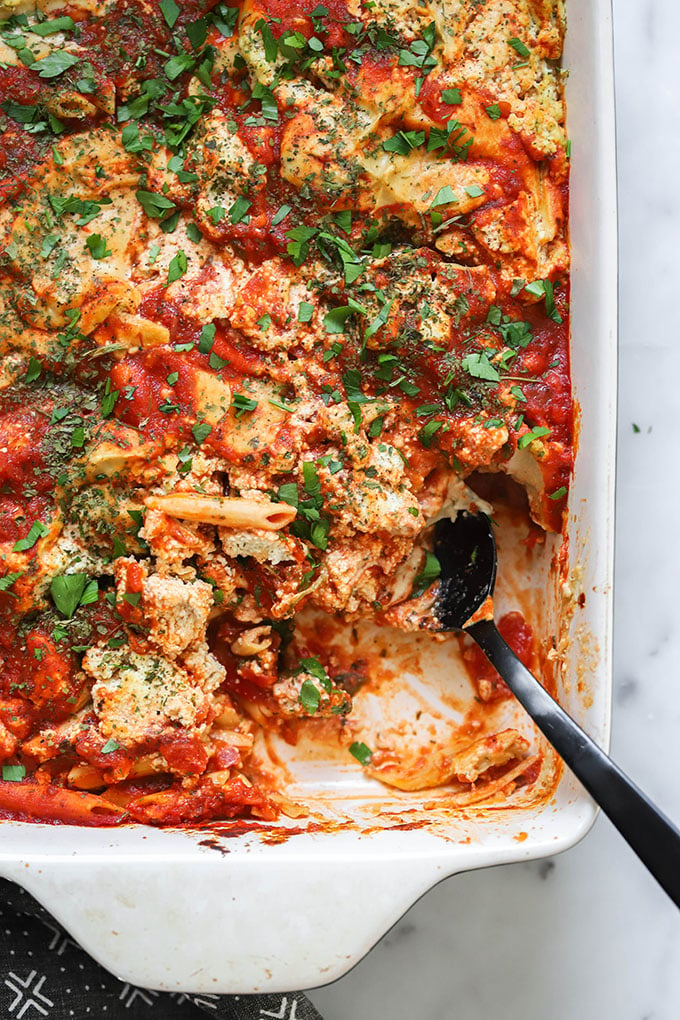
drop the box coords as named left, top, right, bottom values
left=0, top=880, right=323, bottom=1020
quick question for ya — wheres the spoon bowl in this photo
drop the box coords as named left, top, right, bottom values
left=434, top=512, right=497, bottom=630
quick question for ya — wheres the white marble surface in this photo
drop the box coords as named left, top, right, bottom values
left=308, top=2, right=680, bottom=1016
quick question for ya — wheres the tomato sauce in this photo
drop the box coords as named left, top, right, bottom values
left=0, top=396, right=59, bottom=545
left=256, top=0, right=355, bottom=49
left=210, top=617, right=279, bottom=704
left=462, top=611, right=536, bottom=701
left=0, top=65, right=55, bottom=202
left=77, top=4, right=171, bottom=91
left=0, top=598, right=123, bottom=725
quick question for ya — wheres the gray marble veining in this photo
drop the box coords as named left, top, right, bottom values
left=309, top=1, right=680, bottom=1016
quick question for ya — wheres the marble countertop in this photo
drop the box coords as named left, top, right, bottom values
left=309, top=2, right=680, bottom=1017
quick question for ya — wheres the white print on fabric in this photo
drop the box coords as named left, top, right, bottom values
left=40, top=921, right=79, bottom=957
left=118, top=984, right=160, bottom=1008
left=259, top=998, right=300, bottom=1019
left=169, top=992, right=220, bottom=1009
left=5, top=970, right=54, bottom=1018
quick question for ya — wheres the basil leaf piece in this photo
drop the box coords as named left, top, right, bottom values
left=25, top=356, right=42, bottom=383
left=271, top=204, right=291, bottom=226
left=229, top=195, right=251, bottom=224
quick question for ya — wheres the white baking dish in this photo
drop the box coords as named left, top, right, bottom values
left=0, top=0, right=617, bottom=993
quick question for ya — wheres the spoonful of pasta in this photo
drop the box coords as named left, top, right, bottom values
left=433, top=511, right=680, bottom=908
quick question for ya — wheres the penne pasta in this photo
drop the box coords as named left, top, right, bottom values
left=129, top=754, right=168, bottom=778
left=68, top=764, right=106, bottom=790
left=143, top=494, right=296, bottom=531
left=204, top=769, right=232, bottom=788
left=0, top=781, right=126, bottom=826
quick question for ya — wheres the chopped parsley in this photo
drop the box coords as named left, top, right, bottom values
left=13, top=521, right=49, bottom=553
left=298, top=301, right=314, bottom=323
left=136, top=190, right=177, bottom=219
left=411, top=550, right=441, bottom=598
left=166, top=250, right=188, bottom=285
left=0, top=572, right=23, bottom=597
left=349, top=741, right=373, bottom=765
left=85, top=234, right=111, bottom=259
left=159, top=0, right=180, bottom=29
left=35, top=50, right=80, bottom=78
left=524, top=279, right=563, bottom=324
left=518, top=425, right=551, bottom=449
left=31, top=16, right=75, bottom=36
left=508, top=37, right=530, bottom=58
left=229, top=196, right=251, bottom=224
left=50, top=574, right=99, bottom=619
left=231, top=393, right=258, bottom=417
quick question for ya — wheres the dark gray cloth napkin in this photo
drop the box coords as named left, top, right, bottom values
left=0, top=879, right=324, bottom=1019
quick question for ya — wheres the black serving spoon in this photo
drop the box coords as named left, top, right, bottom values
left=434, top=511, right=680, bottom=909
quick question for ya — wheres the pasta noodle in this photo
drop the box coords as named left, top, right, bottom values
left=143, top=494, right=297, bottom=530
left=0, top=0, right=572, bottom=825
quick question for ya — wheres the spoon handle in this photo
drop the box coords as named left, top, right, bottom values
left=467, top=618, right=680, bottom=909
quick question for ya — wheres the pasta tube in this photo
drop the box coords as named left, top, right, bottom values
left=0, top=781, right=126, bottom=826
left=144, top=493, right=296, bottom=530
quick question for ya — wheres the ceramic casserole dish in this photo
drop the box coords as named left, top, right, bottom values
left=0, top=0, right=617, bottom=993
